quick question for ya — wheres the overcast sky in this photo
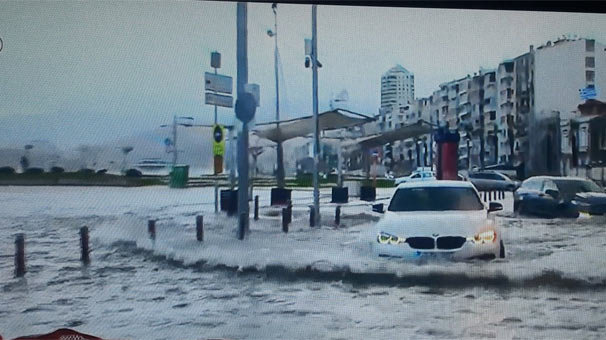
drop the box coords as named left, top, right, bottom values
left=1, top=1, right=606, bottom=149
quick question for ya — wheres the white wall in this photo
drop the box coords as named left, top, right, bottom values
left=534, top=39, right=606, bottom=119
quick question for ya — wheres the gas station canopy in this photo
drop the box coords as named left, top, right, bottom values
left=254, top=109, right=374, bottom=143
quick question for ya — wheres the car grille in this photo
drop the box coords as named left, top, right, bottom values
left=436, top=236, right=467, bottom=250
left=405, top=237, right=435, bottom=249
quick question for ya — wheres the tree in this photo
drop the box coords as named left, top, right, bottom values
left=120, top=146, right=134, bottom=174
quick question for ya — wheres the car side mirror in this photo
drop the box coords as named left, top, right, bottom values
left=545, top=189, right=559, bottom=199
left=372, top=203, right=384, bottom=213
left=488, top=202, right=503, bottom=213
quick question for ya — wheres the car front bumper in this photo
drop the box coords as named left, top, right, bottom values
left=573, top=201, right=606, bottom=215
left=372, top=238, right=501, bottom=260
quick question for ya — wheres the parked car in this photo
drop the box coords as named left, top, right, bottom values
left=514, top=176, right=606, bottom=218
left=468, top=171, right=519, bottom=191
left=372, top=180, right=505, bottom=260
left=394, top=169, right=435, bottom=185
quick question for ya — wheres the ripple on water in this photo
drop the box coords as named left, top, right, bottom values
left=501, top=317, right=523, bottom=323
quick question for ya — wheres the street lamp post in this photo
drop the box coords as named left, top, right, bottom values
left=311, top=4, right=320, bottom=226
left=267, top=3, right=286, bottom=188
left=161, top=115, right=194, bottom=168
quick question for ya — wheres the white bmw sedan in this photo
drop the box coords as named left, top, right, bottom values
left=372, top=181, right=505, bottom=260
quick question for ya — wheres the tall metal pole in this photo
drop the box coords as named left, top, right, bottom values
left=237, top=2, right=250, bottom=235
left=311, top=5, right=320, bottom=226
left=214, top=66, right=219, bottom=213
left=274, top=5, right=286, bottom=188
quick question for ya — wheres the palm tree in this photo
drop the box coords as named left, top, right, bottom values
left=120, top=146, right=134, bottom=174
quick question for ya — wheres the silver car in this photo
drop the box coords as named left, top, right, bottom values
left=468, top=171, right=519, bottom=191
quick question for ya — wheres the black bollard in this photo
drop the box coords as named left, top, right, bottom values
left=282, top=208, right=289, bottom=233
left=196, top=215, right=204, bottom=242
left=238, top=213, right=246, bottom=240
left=335, top=206, right=341, bottom=226
left=254, top=195, right=259, bottom=221
left=309, top=205, right=316, bottom=227
left=80, top=227, right=90, bottom=264
left=286, top=200, right=292, bottom=225
left=15, top=233, right=25, bottom=277
left=148, top=220, right=156, bottom=241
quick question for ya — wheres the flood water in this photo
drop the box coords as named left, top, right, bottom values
left=1, top=186, right=606, bottom=339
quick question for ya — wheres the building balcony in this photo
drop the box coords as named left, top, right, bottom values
left=499, top=73, right=513, bottom=81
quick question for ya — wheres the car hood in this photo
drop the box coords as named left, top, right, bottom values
left=575, top=192, right=606, bottom=203
left=375, top=209, right=492, bottom=237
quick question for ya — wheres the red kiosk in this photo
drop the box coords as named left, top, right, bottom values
left=434, top=127, right=460, bottom=180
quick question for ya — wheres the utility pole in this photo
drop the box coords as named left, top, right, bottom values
left=212, top=52, right=220, bottom=213
left=236, top=2, right=250, bottom=237
left=311, top=5, right=320, bottom=226
left=268, top=3, right=286, bottom=188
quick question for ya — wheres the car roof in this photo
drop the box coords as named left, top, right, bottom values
left=396, top=180, right=473, bottom=189
left=525, top=176, right=591, bottom=182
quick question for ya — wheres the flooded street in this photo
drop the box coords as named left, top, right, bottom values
left=2, top=186, right=606, bottom=339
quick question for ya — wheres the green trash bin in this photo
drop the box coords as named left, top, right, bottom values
left=169, top=165, right=189, bottom=188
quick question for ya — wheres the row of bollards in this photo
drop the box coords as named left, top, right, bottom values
left=14, top=201, right=346, bottom=277
left=14, top=226, right=93, bottom=277
left=483, top=190, right=505, bottom=202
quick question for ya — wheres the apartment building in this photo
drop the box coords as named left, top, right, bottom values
left=379, top=65, right=415, bottom=131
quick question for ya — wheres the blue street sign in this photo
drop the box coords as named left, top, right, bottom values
left=579, top=86, right=597, bottom=100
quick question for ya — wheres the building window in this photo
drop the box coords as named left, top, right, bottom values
left=586, top=56, right=595, bottom=68
left=490, top=111, right=496, bottom=121
left=586, top=39, right=595, bottom=52
left=586, top=70, right=595, bottom=83
left=579, top=127, right=589, bottom=149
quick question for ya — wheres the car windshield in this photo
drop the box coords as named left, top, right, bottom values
left=554, top=179, right=604, bottom=195
left=388, top=186, right=484, bottom=211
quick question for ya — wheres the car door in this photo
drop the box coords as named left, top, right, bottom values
left=470, top=173, right=491, bottom=191
left=534, top=179, right=560, bottom=216
left=515, top=178, right=543, bottom=215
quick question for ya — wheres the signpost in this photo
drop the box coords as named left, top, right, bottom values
left=205, top=92, right=233, bottom=108
left=205, top=72, right=233, bottom=94
left=205, top=51, right=233, bottom=213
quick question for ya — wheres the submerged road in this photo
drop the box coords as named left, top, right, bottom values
left=1, top=186, right=605, bottom=339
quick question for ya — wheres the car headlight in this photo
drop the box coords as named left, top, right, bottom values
left=377, top=231, right=405, bottom=244
left=467, top=230, right=497, bottom=244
